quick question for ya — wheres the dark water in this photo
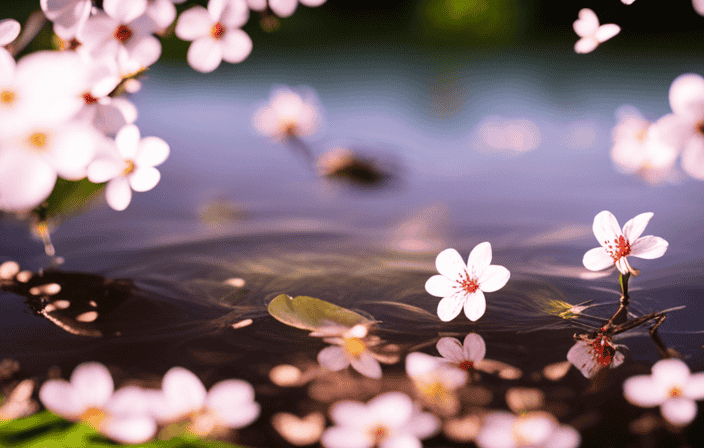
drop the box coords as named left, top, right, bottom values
left=2, top=46, right=704, bottom=447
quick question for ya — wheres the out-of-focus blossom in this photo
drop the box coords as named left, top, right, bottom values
left=405, top=352, right=467, bottom=415
left=0, top=19, right=21, bottom=46
left=148, top=367, right=260, bottom=435
left=610, top=107, right=680, bottom=184
left=475, top=116, right=541, bottom=153
left=39, top=362, right=157, bottom=444
left=314, top=324, right=393, bottom=379
left=623, top=358, right=704, bottom=426
left=144, top=0, right=181, bottom=32
left=175, top=0, right=251, bottom=73
left=272, top=412, right=325, bottom=446
left=77, top=0, right=161, bottom=76
left=582, top=211, right=668, bottom=276
left=436, top=333, right=486, bottom=371
left=475, top=411, right=581, bottom=448
left=425, top=243, right=510, bottom=322
left=0, top=379, right=39, bottom=420
left=247, top=0, right=327, bottom=18
left=622, top=0, right=636, bottom=4
left=694, top=0, right=704, bottom=17
left=40, top=0, right=92, bottom=40
left=87, top=124, right=169, bottom=211
left=252, top=86, right=321, bottom=141
left=321, top=391, right=439, bottom=448
left=573, top=8, right=620, bottom=54
left=567, top=333, right=626, bottom=378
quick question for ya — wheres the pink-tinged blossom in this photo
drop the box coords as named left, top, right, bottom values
left=0, top=19, right=21, bottom=46
left=623, top=358, right=704, bottom=426
left=252, top=86, right=322, bottom=141
left=582, top=211, right=668, bottom=276
left=246, top=0, right=327, bottom=18
left=476, top=411, right=580, bottom=448
left=40, top=0, right=92, bottom=40
left=425, top=243, right=510, bottom=322
left=567, top=333, right=626, bottom=379
left=321, top=391, right=439, bottom=448
left=314, top=324, right=389, bottom=379
left=573, top=8, right=619, bottom=54
left=436, top=333, right=486, bottom=371
left=175, top=0, right=252, bottom=73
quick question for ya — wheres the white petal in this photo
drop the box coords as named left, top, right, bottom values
left=475, top=419, right=516, bottom=448
left=105, top=177, right=132, bottom=211
left=582, top=247, right=613, bottom=271
left=685, top=373, right=704, bottom=400
left=107, top=386, right=152, bottom=415
left=630, top=236, right=668, bottom=259
left=46, top=124, right=99, bottom=180
left=467, top=241, right=492, bottom=278
left=128, top=166, right=160, bottom=192
left=463, top=333, right=486, bottom=362
left=0, top=19, right=20, bottom=46
left=71, top=362, right=114, bottom=409
left=574, top=37, right=598, bottom=54
left=566, top=341, right=600, bottom=379
left=269, top=0, right=298, bottom=18
left=218, top=0, right=250, bottom=29
left=367, top=392, right=413, bottom=428
left=111, top=97, right=138, bottom=124
left=621, top=0, right=636, bottom=4
left=695, top=0, right=704, bottom=16
left=104, top=0, right=148, bottom=24
left=0, top=150, right=56, bottom=212
left=161, top=367, right=207, bottom=418
left=661, top=398, right=697, bottom=426
left=544, top=425, right=581, bottom=448
left=615, top=257, right=629, bottom=275
left=186, top=37, right=223, bottom=73
left=434, top=248, right=466, bottom=282
left=592, top=211, right=622, bottom=246
left=220, top=29, right=253, bottom=64
left=623, top=375, right=667, bottom=407
left=611, top=349, right=625, bottom=368
left=652, top=359, right=691, bottom=386
left=175, top=6, right=213, bottom=41
left=100, top=415, right=157, bottom=444
left=206, top=379, right=260, bottom=428
left=682, top=134, right=704, bottom=180
left=350, top=353, right=382, bottom=379
left=115, top=124, right=141, bottom=159
left=573, top=8, right=598, bottom=37
left=88, top=158, right=123, bottom=183
left=463, top=290, right=486, bottom=322
left=0, top=46, right=15, bottom=83
left=136, top=136, right=169, bottom=167
left=669, top=73, right=704, bottom=121
left=405, top=411, right=439, bottom=440
left=300, top=0, right=327, bottom=5
left=437, top=291, right=466, bottom=322
left=424, top=275, right=455, bottom=298
left=622, top=212, right=653, bottom=242
left=594, top=24, right=620, bottom=43
left=380, top=435, right=421, bottom=448
left=246, top=0, right=267, bottom=11
left=126, top=35, right=162, bottom=68
left=329, top=401, right=370, bottom=428
left=436, top=337, right=464, bottom=363
left=478, top=265, right=510, bottom=293
left=318, top=346, right=350, bottom=371
left=38, top=380, right=85, bottom=420
left=215, top=401, right=260, bottom=428
left=320, top=426, right=371, bottom=448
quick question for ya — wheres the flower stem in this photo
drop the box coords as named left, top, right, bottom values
left=608, top=273, right=631, bottom=326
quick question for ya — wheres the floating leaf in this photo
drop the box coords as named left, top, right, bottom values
left=267, top=294, right=373, bottom=331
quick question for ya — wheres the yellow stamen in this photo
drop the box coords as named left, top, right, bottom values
left=81, top=408, right=106, bottom=430
left=1, top=90, right=15, bottom=105
left=344, top=337, right=366, bottom=357
left=123, top=160, right=136, bottom=175
left=28, top=132, right=47, bottom=149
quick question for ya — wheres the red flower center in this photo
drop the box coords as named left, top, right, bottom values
left=459, top=360, right=474, bottom=370
left=114, top=25, right=133, bottom=43
left=591, top=334, right=615, bottom=367
left=604, top=235, right=631, bottom=262
left=459, top=273, right=479, bottom=294
left=83, top=93, right=98, bottom=105
left=211, top=22, right=225, bottom=39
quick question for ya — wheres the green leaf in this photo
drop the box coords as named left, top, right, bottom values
left=267, top=294, right=374, bottom=331
left=35, top=177, right=106, bottom=224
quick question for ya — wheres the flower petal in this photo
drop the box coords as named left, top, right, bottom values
left=685, top=373, right=704, bottom=400
left=405, top=411, right=439, bottom=440
left=622, top=212, right=653, bottom=243
left=661, top=398, right=697, bottom=426
left=128, top=166, right=160, bottom=192
left=436, top=337, right=464, bottom=363
left=175, top=6, right=213, bottom=41
left=105, top=177, right=132, bottom=211
left=630, top=235, right=668, bottom=260
left=269, top=0, right=298, bottom=18
left=424, top=275, right=455, bottom=298
left=544, top=425, right=581, bottom=448
left=652, top=359, right=690, bottom=386
left=136, top=136, right=170, bottom=167
left=329, top=401, right=370, bottom=428
left=218, top=0, right=249, bottom=29
left=405, top=352, right=441, bottom=378
left=367, top=392, right=413, bottom=428
left=220, top=29, right=252, bottom=64
left=381, top=434, right=421, bottom=448
left=107, top=385, right=152, bottom=415
left=594, top=24, right=620, bottom=43
left=38, top=380, right=85, bottom=420
left=115, top=124, right=141, bottom=159
left=161, top=367, right=207, bottom=419
left=318, top=346, right=350, bottom=371
left=477, top=265, right=509, bottom=293
left=463, top=290, right=486, bottom=322
left=0, top=19, right=20, bottom=46
left=467, top=242, right=492, bottom=278
left=573, top=8, right=598, bottom=37
left=350, top=353, right=382, bottom=379
left=437, top=291, right=466, bottom=322
left=463, top=333, right=486, bottom=362
left=186, top=37, right=223, bottom=73
left=434, top=248, right=466, bottom=281
left=623, top=375, right=667, bottom=407
left=206, top=379, right=260, bottom=428
left=592, top=211, right=621, bottom=247
left=669, top=73, right=704, bottom=121
left=567, top=341, right=600, bottom=379
left=682, top=134, right=704, bottom=180
left=104, top=0, right=148, bottom=24
left=71, top=362, right=114, bottom=409
left=574, top=36, right=598, bottom=54
left=101, top=415, right=157, bottom=444
left=582, top=247, right=613, bottom=271
left=320, top=426, right=371, bottom=448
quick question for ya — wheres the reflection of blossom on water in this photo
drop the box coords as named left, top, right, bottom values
left=425, top=243, right=510, bottom=322
left=567, top=333, right=625, bottom=378
left=321, top=391, right=439, bottom=448
left=475, top=116, right=541, bottom=153
left=582, top=211, right=668, bottom=276
left=623, top=358, right=704, bottom=426
left=475, top=411, right=581, bottom=448
left=573, top=8, right=620, bottom=54
left=436, top=333, right=486, bottom=371
left=252, top=86, right=321, bottom=141
left=405, top=351, right=467, bottom=415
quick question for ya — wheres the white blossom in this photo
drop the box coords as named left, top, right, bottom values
left=246, top=0, right=327, bottom=18
left=40, top=0, right=92, bottom=40
left=405, top=352, right=467, bottom=415
left=475, top=411, right=580, bottom=448
left=425, top=243, right=510, bottom=322
left=252, top=86, right=321, bottom=141
left=314, top=324, right=387, bottom=379
left=567, top=334, right=626, bottom=379
left=0, top=19, right=21, bottom=46
left=573, top=8, right=620, bottom=54
left=436, top=333, right=486, bottom=371
left=582, top=211, right=668, bottom=276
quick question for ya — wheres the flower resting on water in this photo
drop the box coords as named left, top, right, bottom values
left=475, top=411, right=581, bottom=448
left=314, top=324, right=396, bottom=379
left=582, top=211, right=668, bottom=276
left=436, top=333, right=486, bottom=371
left=623, top=358, right=704, bottom=426
left=320, top=391, right=439, bottom=448
left=425, top=243, right=510, bottom=322
left=405, top=352, right=467, bottom=415
left=567, top=332, right=625, bottom=379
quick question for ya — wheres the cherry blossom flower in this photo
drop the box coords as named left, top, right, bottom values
left=40, top=0, right=92, bottom=41
left=567, top=333, right=626, bottom=378
left=87, top=124, right=169, bottom=211
left=622, top=0, right=636, bottom=4
left=39, top=362, right=157, bottom=444
left=436, top=333, right=486, bottom=371
left=314, top=324, right=394, bottom=379
left=425, top=243, right=510, bottom=322
left=694, top=0, right=704, bottom=17
left=623, top=358, right=704, bottom=426
left=475, top=116, right=541, bottom=153
left=144, top=0, right=186, bottom=32
left=582, top=211, right=668, bottom=276
left=405, top=352, right=467, bottom=415
left=320, top=391, right=439, bottom=448
left=475, top=411, right=581, bottom=448
left=573, top=8, right=620, bottom=54
left=175, top=0, right=252, bottom=73
left=252, top=86, right=322, bottom=141
left=0, top=19, right=21, bottom=46
left=147, top=367, right=260, bottom=435
left=246, top=0, right=327, bottom=18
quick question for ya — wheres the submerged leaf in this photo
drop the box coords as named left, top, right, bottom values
left=267, top=294, right=373, bottom=331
